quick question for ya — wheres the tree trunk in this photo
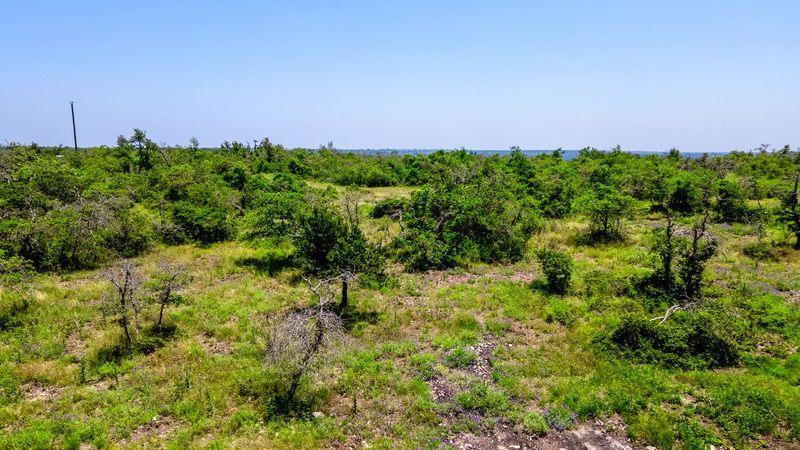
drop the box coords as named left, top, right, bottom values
left=340, top=277, right=348, bottom=311
left=157, top=302, right=165, bottom=330
left=120, top=315, right=132, bottom=345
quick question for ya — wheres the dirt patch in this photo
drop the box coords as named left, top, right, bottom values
left=782, top=290, right=800, bottom=306
left=21, top=382, right=62, bottom=403
left=127, top=415, right=179, bottom=444
left=88, top=378, right=114, bottom=392
left=422, top=270, right=537, bottom=288
left=197, top=333, right=233, bottom=356
left=429, top=375, right=457, bottom=403
left=65, top=331, right=87, bottom=357
left=444, top=417, right=636, bottom=450
left=465, top=336, right=496, bottom=382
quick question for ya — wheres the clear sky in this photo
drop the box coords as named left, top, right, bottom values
left=2, top=1, right=799, bottom=151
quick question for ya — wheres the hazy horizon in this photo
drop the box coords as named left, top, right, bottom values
left=2, top=1, right=799, bottom=151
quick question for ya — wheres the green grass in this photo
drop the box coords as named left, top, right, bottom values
left=2, top=192, right=800, bottom=448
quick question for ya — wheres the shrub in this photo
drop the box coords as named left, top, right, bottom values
left=545, top=299, right=578, bottom=327
left=456, top=383, right=509, bottom=414
left=370, top=197, right=406, bottom=219
left=602, top=313, right=738, bottom=369
left=535, top=248, right=572, bottom=295
left=395, top=167, right=541, bottom=271
left=742, top=241, right=775, bottom=263
left=521, top=411, right=550, bottom=435
left=443, top=347, right=477, bottom=368
left=668, top=173, right=704, bottom=215
left=714, top=179, right=748, bottom=223
left=542, top=405, right=576, bottom=431
left=0, top=292, right=28, bottom=331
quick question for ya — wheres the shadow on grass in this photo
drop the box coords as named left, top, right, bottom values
left=340, top=305, right=380, bottom=331
left=89, top=323, right=177, bottom=368
left=567, top=229, right=628, bottom=247
left=236, top=249, right=295, bottom=276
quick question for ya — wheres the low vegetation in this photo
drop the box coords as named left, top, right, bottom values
left=1, top=137, right=800, bottom=448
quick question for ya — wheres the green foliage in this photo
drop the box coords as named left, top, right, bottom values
left=779, top=174, right=800, bottom=248
left=667, top=172, right=705, bottom=215
left=534, top=248, right=572, bottom=295
left=293, top=201, right=383, bottom=281
left=396, top=166, right=540, bottom=271
left=456, top=383, right=509, bottom=414
left=714, top=178, right=749, bottom=223
left=600, top=313, right=738, bottom=369
left=0, top=291, right=28, bottom=331
left=410, top=353, right=437, bottom=380
left=370, top=197, right=407, bottom=219
left=1, top=138, right=800, bottom=448
left=544, top=299, right=578, bottom=328
left=443, top=347, right=477, bottom=368
left=521, top=411, right=549, bottom=435
left=574, top=184, right=636, bottom=241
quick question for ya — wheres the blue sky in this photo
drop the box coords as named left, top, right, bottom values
left=1, top=1, right=798, bottom=151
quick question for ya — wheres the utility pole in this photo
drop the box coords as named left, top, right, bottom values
left=70, top=101, right=78, bottom=151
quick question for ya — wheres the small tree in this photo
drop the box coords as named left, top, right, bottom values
left=149, top=260, right=186, bottom=330
left=713, top=179, right=748, bottom=223
left=293, top=198, right=383, bottom=311
left=574, top=184, right=636, bottom=241
left=117, top=129, right=158, bottom=172
left=650, top=211, right=677, bottom=296
left=676, top=213, right=718, bottom=301
left=534, top=248, right=572, bottom=295
left=267, top=277, right=344, bottom=406
left=652, top=213, right=719, bottom=323
left=780, top=174, right=800, bottom=248
left=103, top=260, right=143, bottom=345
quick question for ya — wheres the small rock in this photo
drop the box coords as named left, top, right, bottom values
left=312, top=411, right=324, bottom=418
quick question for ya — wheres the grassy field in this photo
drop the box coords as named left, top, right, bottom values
left=2, top=186, right=800, bottom=449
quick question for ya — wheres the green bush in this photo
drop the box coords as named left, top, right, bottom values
left=410, top=353, right=437, bottom=380
left=535, top=248, right=572, bottom=295
left=395, top=167, right=541, bottom=271
left=370, top=197, right=406, bottom=219
left=456, top=383, right=509, bottom=414
left=521, top=411, right=549, bottom=435
left=544, top=299, right=578, bottom=327
left=601, top=313, right=738, bottom=369
left=443, top=347, right=477, bottom=368
left=573, top=184, right=636, bottom=241
left=714, top=179, right=748, bottom=223
left=0, top=292, right=28, bottom=331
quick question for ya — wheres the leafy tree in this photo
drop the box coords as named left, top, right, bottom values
left=293, top=198, right=382, bottom=310
left=667, top=173, right=704, bottom=215
left=169, top=181, right=238, bottom=244
left=713, top=179, right=748, bottom=223
left=396, top=166, right=540, bottom=270
left=574, top=184, right=636, bottom=241
left=651, top=213, right=719, bottom=323
left=117, top=129, right=158, bottom=172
